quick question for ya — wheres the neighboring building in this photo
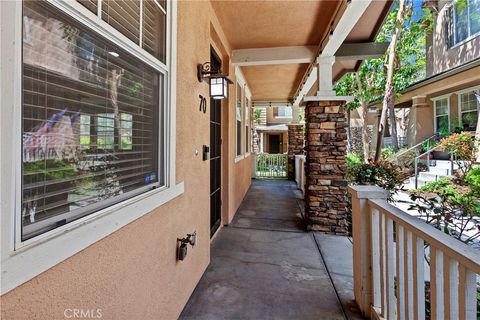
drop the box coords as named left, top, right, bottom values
left=0, top=1, right=390, bottom=319
left=369, top=0, right=480, bottom=147
left=253, top=105, right=298, bottom=154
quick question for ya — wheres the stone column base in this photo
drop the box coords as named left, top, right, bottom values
left=304, top=101, right=348, bottom=234
left=287, top=124, right=305, bottom=180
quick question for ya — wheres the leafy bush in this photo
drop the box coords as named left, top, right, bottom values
left=440, top=132, right=476, bottom=161
left=410, top=174, right=480, bottom=244
left=380, top=146, right=395, bottom=161
left=347, top=160, right=404, bottom=199
left=440, top=132, right=477, bottom=177
left=466, top=167, right=480, bottom=195
left=346, top=153, right=363, bottom=171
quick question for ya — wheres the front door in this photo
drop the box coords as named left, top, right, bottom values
left=268, top=134, right=280, bottom=153
left=210, top=47, right=222, bottom=237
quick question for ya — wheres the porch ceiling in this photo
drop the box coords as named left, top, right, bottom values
left=212, top=0, right=391, bottom=102
left=241, top=64, right=309, bottom=101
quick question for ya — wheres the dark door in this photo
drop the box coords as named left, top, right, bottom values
left=268, top=134, right=280, bottom=153
left=210, top=48, right=222, bottom=237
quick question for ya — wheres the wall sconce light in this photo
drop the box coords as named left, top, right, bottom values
left=197, top=62, right=233, bottom=100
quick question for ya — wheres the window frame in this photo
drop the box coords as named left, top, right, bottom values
left=457, top=85, right=480, bottom=131
left=432, top=95, right=451, bottom=133
left=245, top=89, right=252, bottom=157
left=446, top=0, right=480, bottom=48
left=0, top=0, right=182, bottom=294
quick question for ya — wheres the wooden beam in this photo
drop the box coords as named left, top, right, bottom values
left=232, top=46, right=316, bottom=66
left=335, top=42, right=389, bottom=60
left=294, top=0, right=373, bottom=103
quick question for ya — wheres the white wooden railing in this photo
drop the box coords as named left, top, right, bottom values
left=349, top=185, right=480, bottom=320
left=294, top=155, right=306, bottom=194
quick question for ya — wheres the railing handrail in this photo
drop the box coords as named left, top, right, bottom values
left=368, top=198, right=480, bottom=274
left=395, top=134, right=438, bottom=161
left=413, top=143, right=455, bottom=188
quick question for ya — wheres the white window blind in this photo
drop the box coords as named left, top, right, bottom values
left=22, top=1, right=164, bottom=240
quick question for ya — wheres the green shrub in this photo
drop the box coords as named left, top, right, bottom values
left=466, top=167, right=480, bottom=195
left=380, top=146, right=395, bottom=161
left=440, top=132, right=476, bottom=161
left=347, top=160, right=404, bottom=199
left=346, top=153, right=362, bottom=171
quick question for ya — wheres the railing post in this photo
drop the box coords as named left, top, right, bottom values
left=348, top=185, right=390, bottom=317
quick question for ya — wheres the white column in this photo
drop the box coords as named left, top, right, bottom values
left=259, top=133, right=264, bottom=153
left=316, top=56, right=336, bottom=97
left=291, top=104, right=300, bottom=124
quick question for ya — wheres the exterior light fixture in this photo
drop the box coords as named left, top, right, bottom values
left=197, top=62, right=233, bottom=100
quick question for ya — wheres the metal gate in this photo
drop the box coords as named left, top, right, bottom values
left=255, top=153, right=287, bottom=178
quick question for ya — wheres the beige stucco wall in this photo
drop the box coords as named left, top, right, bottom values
left=429, top=1, right=480, bottom=77
left=0, top=2, right=252, bottom=319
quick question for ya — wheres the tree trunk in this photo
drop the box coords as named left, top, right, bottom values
left=355, top=73, right=370, bottom=163
left=346, top=108, right=352, bottom=153
left=389, top=97, right=399, bottom=151
left=374, top=0, right=407, bottom=161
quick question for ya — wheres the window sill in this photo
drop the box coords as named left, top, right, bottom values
left=245, top=152, right=251, bottom=158
left=235, top=155, right=245, bottom=163
left=449, top=33, right=480, bottom=50
left=1, top=182, right=184, bottom=294
left=274, top=116, right=293, bottom=119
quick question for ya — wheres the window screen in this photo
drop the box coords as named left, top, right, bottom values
left=22, top=1, right=162, bottom=240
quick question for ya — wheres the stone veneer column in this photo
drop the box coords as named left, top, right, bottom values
left=304, top=100, right=348, bottom=234
left=287, top=124, right=305, bottom=180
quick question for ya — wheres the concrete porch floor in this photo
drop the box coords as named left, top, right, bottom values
left=180, top=180, right=363, bottom=320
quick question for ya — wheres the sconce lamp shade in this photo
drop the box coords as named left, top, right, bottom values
left=210, top=76, right=230, bottom=100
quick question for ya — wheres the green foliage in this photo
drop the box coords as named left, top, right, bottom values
left=24, top=160, right=77, bottom=181
left=440, top=132, right=476, bottom=160
left=466, top=167, right=480, bottom=195
left=381, top=146, right=395, bottom=161
left=254, top=108, right=262, bottom=124
left=347, top=160, right=404, bottom=199
left=335, top=2, right=434, bottom=108
left=334, top=73, right=360, bottom=111
left=346, top=153, right=363, bottom=171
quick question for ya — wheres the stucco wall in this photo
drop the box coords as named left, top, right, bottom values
left=0, top=2, right=252, bottom=319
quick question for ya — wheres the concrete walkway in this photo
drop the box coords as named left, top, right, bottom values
left=180, top=180, right=363, bottom=320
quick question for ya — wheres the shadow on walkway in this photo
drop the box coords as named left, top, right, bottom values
left=180, top=179, right=363, bottom=320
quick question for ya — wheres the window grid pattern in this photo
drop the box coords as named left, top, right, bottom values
left=446, top=0, right=480, bottom=47
left=21, top=0, right=166, bottom=240
left=460, top=91, right=479, bottom=131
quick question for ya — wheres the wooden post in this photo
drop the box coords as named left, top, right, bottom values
left=348, top=185, right=389, bottom=317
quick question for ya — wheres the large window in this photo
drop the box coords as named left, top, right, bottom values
left=459, top=90, right=479, bottom=131
left=236, top=83, right=243, bottom=157
left=434, top=98, right=450, bottom=135
left=21, top=0, right=167, bottom=240
left=446, top=0, right=480, bottom=47
left=274, top=106, right=293, bottom=118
